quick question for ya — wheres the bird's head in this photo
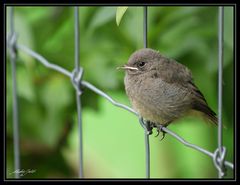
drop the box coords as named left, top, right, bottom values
left=117, top=48, right=162, bottom=75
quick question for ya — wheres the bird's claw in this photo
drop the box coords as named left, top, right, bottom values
left=156, top=125, right=166, bottom=141
left=138, top=117, right=167, bottom=140
left=155, top=129, right=160, bottom=137
left=159, top=132, right=166, bottom=141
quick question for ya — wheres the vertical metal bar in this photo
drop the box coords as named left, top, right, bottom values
left=143, top=7, right=148, bottom=48
left=145, top=130, right=150, bottom=178
left=143, top=6, right=150, bottom=179
left=218, top=6, right=224, bottom=178
left=74, top=7, right=83, bottom=178
left=75, top=7, right=80, bottom=71
left=76, top=93, right=83, bottom=178
left=9, top=7, right=20, bottom=178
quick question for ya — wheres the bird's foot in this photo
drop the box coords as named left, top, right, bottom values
left=138, top=117, right=153, bottom=135
left=155, top=124, right=166, bottom=141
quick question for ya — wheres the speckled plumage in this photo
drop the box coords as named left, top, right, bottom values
left=123, top=48, right=217, bottom=126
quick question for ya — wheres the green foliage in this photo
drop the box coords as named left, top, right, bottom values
left=89, top=7, right=116, bottom=32
left=6, top=6, right=234, bottom=178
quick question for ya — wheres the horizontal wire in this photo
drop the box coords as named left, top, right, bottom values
left=16, top=44, right=72, bottom=78
left=161, top=127, right=233, bottom=169
left=81, top=81, right=137, bottom=115
left=13, top=43, right=234, bottom=171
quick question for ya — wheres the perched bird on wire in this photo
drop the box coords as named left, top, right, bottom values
left=118, top=48, right=217, bottom=138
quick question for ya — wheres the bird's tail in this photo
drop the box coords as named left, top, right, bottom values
left=192, top=101, right=218, bottom=125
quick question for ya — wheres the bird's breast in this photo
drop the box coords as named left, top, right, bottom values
left=124, top=73, right=192, bottom=125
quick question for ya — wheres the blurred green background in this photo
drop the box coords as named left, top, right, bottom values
left=6, top=6, right=234, bottom=178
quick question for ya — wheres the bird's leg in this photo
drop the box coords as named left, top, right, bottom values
left=145, top=121, right=153, bottom=135
left=138, top=117, right=153, bottom=135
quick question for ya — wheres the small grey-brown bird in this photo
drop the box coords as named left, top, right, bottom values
left=118, top=48, right=217, bottom=136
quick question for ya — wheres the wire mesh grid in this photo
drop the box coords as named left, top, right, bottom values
left=6, top=6, right=234, bottom=179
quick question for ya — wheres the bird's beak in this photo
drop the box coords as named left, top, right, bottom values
left=116, top=65, right=139, bottom=71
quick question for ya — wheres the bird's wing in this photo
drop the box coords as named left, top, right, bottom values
left=188, top=81, right=218, bottom=125
left=157, top=57, right=206, bottom=103
left=156, top=58, right=193, bottom=86
left=157, top=57, right=217, bottom=125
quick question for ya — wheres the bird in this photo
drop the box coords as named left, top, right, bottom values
left=118, top=48, right=217, bottom=138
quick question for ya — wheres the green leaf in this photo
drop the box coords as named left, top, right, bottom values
left=116, top=7, right=128, bottom=26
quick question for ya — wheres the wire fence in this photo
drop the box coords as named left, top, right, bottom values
left=7, top=6, right=234, bottom=179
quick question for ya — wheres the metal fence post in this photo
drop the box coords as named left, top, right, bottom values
left=216, top=6, right=226, bottom=178
left=143, top=6, right=150, bottom=179
left=74, top=7, right=84, bottom=178
left=8, top=6, right=20, bottom=179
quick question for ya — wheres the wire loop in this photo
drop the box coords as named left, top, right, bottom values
left=71, top=67, right=84, bottom=95
left=8, top=32, right=18, bottom=59
left=213, top=146, right=227, bottom=177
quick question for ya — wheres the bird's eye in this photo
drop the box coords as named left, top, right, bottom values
left=137, top=61, right=146, bottom=68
